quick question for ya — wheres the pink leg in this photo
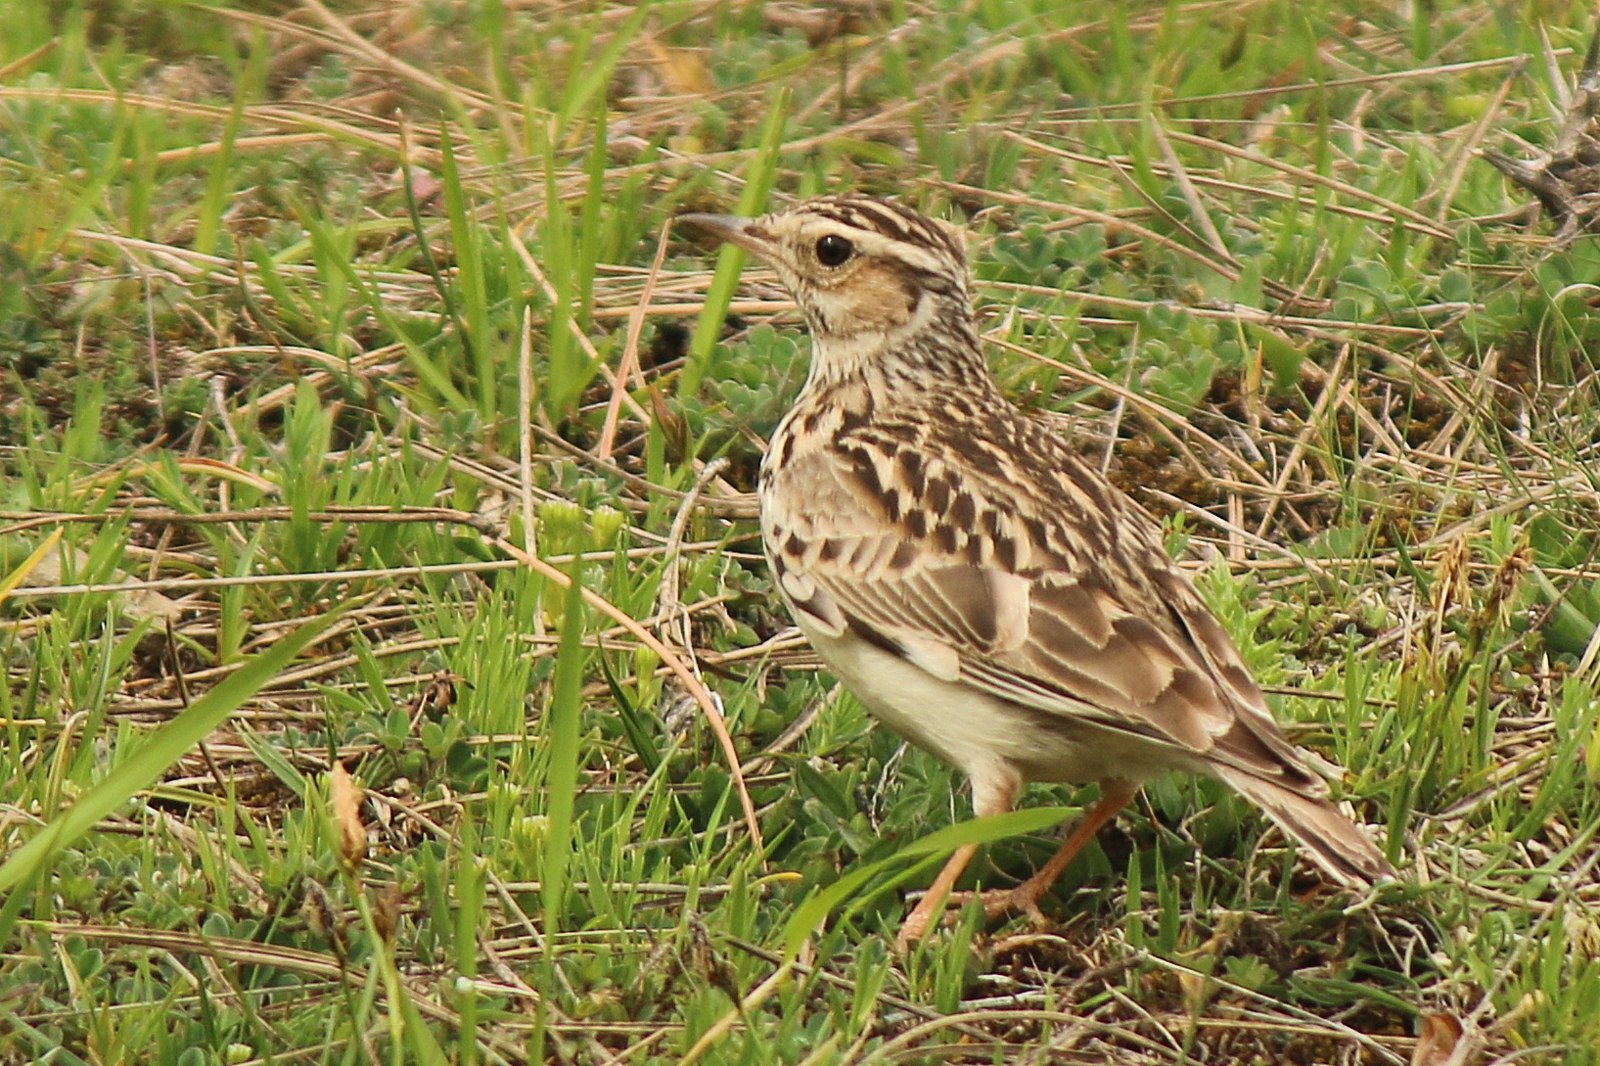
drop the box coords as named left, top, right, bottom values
left=897, top=770, right=1018, bottom=951
left=897, top=778, right=1139, bottom=948
left=977, top=778, right=1139, bottom=923
left=896, top=843, right=979, bottom=950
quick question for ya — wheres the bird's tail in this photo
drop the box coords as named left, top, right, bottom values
left=1213, top=767, right=1395, bottom=888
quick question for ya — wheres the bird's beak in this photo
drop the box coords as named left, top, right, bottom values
left=677, top=212, right=779, bottom=263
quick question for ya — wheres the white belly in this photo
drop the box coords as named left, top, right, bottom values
left=799, top=617, right=1158, bottom=789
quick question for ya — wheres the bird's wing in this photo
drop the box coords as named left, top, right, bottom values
left=770, top=437, right=1321, bottom=791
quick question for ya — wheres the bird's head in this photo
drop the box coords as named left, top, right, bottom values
left=680, top=196, right=978, bottom=384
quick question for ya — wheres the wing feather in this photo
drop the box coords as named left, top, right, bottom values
left=770, top=438, right=1314, bottom=786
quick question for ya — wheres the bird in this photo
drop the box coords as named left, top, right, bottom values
left=678, top=195, right=1394, bottom=947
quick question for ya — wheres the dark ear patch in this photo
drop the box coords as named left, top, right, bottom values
left=840, top=260, right=923, bottom=332
left=896, top=268, right=924, bottom=314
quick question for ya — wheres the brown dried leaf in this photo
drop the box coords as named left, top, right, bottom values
left=329, top=762, right=366, bottom=869
left=1411, top=1012, right=1465, bottom=1066
left=373, top=883, right=404, bottom=943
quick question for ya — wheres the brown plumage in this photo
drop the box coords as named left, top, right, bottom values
left=681, top=195, right=1394, bottom=945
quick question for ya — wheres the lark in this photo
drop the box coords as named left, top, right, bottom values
left=681, top=196, right=1393, bottom=946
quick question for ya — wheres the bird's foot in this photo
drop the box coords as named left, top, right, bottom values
left=895, top=876, right=1055, bottom=951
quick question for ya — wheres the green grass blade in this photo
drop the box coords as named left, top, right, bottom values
left=555, top=2, right=650, bottom=135
left=193, top=37, right=261, bottom=259
left=781, top=806, right=1071, bottom=957
left=681, top=86, right=791, bottom=398
left=0, top=607, right=347, bottom=895
left=438, top=127, right=493, bottom=425
left=0, top=528, right=63, bottom=604
left=541, top=570, right=588, bottom=931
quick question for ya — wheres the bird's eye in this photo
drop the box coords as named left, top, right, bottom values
left=815, top=234, right=854, bottom=267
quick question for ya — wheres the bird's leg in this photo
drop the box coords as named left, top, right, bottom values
left=896, top=843, right=979, bottom=950
left=974, top=778, right=1139, bottom=924
left=898, top=779, right=1140, bottom=946
left=897, top=771, right=1018, bottom=951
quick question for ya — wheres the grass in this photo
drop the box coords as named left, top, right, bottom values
left=3, top=0, right=1600, bottom=1062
